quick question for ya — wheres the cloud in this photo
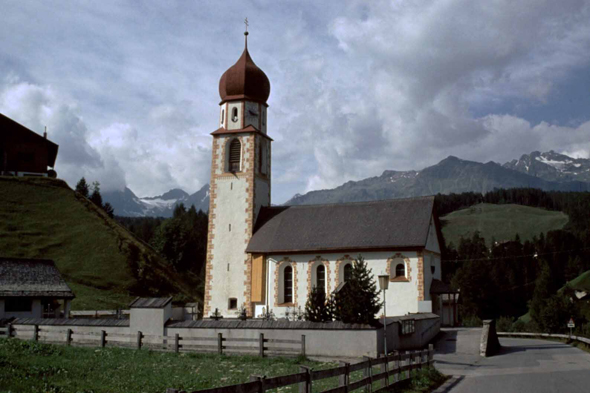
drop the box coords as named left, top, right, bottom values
left=2, top=1, right=590, bottom=203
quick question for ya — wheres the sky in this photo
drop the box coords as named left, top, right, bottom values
left=2, top=1, right=590, bottom=204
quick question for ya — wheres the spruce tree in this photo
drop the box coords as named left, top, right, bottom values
left=89, top=181, right=103, bottom=207
left=75, top=177, right=90, bottom=198
left=103, top=202, right=115, bottom=218
left=332, top=255, right=381, bottom=325
left=304, top=286, right=332, bottom=322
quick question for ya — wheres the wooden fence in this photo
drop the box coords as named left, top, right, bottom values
left=166, top=345, right=435, bottom=393
left=0, top=325, right=305, bottom=357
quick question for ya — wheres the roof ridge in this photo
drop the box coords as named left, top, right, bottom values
left=282, top=195, right=435, bottom=209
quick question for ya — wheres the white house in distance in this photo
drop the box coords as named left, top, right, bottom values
left=204, top=32, right=447, bottom=321
left=0, top=257, right=75, bottom=320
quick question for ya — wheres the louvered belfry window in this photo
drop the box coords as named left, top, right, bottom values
left=229, top=139, right=241, bottom=172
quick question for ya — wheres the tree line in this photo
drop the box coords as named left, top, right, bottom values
left=75, top=177, right=115, bottom=218
left=436, top=188, right=590, bottom=334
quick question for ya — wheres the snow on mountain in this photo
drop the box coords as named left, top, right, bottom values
left=503, top=151, right=590, bottom=182
left=103, top=184, right=209, bottom=217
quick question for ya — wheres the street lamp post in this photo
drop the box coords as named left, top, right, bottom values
left=378, top=275, right=389, bottom=357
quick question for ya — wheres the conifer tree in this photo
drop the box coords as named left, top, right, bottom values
left=103, top=202, right=115, bottom=218
left=89, top=181, right=103, bottom=207
left=332, top=255, right=381, bottom=325
left=75, top=177, right=90, bottom=198
left=304, top=286, right=332, bottom=322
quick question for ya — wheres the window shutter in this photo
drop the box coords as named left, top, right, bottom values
left=229, top=139, right=241, bottom=172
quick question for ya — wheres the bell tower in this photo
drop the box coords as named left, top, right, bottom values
left=203, top=31, right=272, bottom=318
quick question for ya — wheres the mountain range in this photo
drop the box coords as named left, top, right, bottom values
left=286, top=150, right=590, bottom=205
left=103, top=150, right=590, bottom=216
left=103, top=184, right=209, bottom=217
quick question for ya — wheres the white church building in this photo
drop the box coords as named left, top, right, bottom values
left=203, top=32, right=448, bottom=321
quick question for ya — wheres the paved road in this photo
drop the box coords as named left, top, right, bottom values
left=434, top=328, right=590, bottom=393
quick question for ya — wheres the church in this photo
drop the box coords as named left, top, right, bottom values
left=203, top=32, right=449, bottom=321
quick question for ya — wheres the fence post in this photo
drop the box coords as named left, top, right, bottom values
left=301, top=334, right=306, bottom=357
left=101, top=330, right=106, bottom=348
left=363, top=356, right=373, bottom=393
left=175, top=333, right=180, bottom=353
left=33, top=325, right=39, bottom=342
left=299, top=366, right=312, bottom=393
left=136, top=331, right=142, bottom=350
left=218, top=333, right=223, bottom=355
left=339, top=361, right=350, bottom=389
left=66, top=328, right=72, bottom=346
left=249, top=375, right=265, bottom=393
left=381, top=355, right=389, bottom=389
left=259, top=333, right=265, bottom=357
left=6, top=324, right=12, bottom=338
left=428, top=344, right=434, bottom=365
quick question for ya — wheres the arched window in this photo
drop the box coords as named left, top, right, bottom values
left=284, top=266, right=293, bottom=303
left=221, top=109, right=225, bottom=125
left=229, top=139, right=241, bottom=172
left=316, top=264, right=325, bottom=294
left=232, top=107, right=239, bottom=122
left=395, top=263, right=405, bottom=278
left=344, top=264, right=352, bottom=282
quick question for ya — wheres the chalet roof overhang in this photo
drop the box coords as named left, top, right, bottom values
left=0, top=113, right=59, bottom=167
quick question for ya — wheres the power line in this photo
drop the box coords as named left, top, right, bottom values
left=444, top=246, right=590, bottom=263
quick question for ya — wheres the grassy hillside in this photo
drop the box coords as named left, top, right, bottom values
left=0, top=176, right=196, bottom=310
left=564, top=270, right=590, bottom=293
left=441, top=203, right=568, bottom=246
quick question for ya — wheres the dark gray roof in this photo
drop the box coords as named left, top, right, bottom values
left=12, top=318, right=129, bottom=327
left=247, top=196, right=436, bottom=254
left=0, top=258, right=74, bottom=298
left=129, top=297, right=173, bottom=308
left=166, top=319, right=375, bottom=330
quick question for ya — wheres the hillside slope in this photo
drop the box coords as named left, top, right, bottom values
left=441, top=203, right=569, bottom=246
left=0, top=176, right=196, bottom=310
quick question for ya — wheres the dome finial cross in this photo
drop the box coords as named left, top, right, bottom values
left=244, top=17, right=249, bottom=48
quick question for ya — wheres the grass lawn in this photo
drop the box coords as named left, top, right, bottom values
left=0, top=338, right=446, bottom=393
left=441, top=203, right=568, bottom=246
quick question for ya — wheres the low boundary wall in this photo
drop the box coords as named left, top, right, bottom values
left=480, top=319, right=501, bottom=357
left=497, top=332, right=590, bottom=346
left=2, top=313, right=440, bottom=358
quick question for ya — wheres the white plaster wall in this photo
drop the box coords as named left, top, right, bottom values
left=130, top=308, right=165, bottom=335
left=254, top=177, right=270, bottom=222
left=227, top=102, right=242, bottom=130
left=209, top=134, right=260, bottom=318
left=166, top=327, right=378, bottom=358
left=266, top=251, right=422, bottom=318
left=209, top=175, right=249, bottom=317
left=244, top=101, right=261, bottom=129
left=219, top=103, right=228, bottom=128
left=422, top=251, right=442, bottom=302
left=425, top=219, right=441, bottom=254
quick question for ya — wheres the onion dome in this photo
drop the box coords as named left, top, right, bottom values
left=219, top=34, right=270, bottom=105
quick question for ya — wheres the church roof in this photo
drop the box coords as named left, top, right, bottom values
left=0, top=257, right=74, bottom=298
left=247, top=196, right=437, bottom=254
left=218, top=38, right=271, bottom=105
